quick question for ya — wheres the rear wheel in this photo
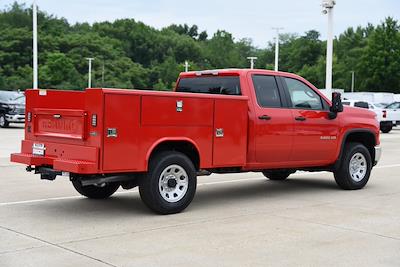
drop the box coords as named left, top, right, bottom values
left=262, top=170, right=293, bottom=181
left=72, top=181, right=120, bottom=199
left=139, top=151, right=197, bottom=214
left=380, top=125, right=392, bottom=133
left=334, top=142, right=372, bottom=190
left=0, top=114, right=9, bottom=128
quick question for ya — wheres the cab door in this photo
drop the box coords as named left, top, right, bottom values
left=251, top=74, right=294, bottom=165
left=281, top=77, right=339, bottom=163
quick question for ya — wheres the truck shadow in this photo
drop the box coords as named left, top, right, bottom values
left=192, top=177, right=339, bottom=208
left=41, top=177, right=340, bottom=216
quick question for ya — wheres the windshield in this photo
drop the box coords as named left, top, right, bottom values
left=0, top=91, right=25, bottom=104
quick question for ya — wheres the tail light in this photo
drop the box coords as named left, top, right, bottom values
left=27, top=112, right=32, bottom=122
left=382, top=110, right=387, bottom=118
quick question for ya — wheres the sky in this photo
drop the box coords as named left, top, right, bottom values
left=1, top=0, right=399, bottom=47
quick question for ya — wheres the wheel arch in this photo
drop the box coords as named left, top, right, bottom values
left=334, top=129, right=376, bottom=170
left=146, top=138, right=201, bottom=171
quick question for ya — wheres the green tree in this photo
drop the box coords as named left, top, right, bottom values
left=360, top=17, right=400, bottom=92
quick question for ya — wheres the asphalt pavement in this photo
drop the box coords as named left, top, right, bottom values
left=0, top=124, right=399, bottom=266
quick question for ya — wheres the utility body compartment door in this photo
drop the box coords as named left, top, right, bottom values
left=102, top=93, right=140, bottom=171
left=212, top=99, right=248, bottom=167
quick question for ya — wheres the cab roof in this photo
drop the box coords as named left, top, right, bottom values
left=179, top=68, right=302, bottom=79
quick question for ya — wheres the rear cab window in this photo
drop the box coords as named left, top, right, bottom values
left=176, top=76, right=241, bottom=95
left=252, top=75, right=282, bottom=108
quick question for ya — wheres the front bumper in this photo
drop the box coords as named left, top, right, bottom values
left=374, top=145, right=382, bottom=166
left=5, top=114, right=25, bottom=123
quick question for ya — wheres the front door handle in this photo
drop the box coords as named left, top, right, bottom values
left=258, top=115, right=271, bottom=120
left=295, top=116, right=306, bottom=121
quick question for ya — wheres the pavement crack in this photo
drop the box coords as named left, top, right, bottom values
left=0, top=245, right=47, bottom=255
left=274, top=214, right=400, bottom=241
left=0, top=225, right=118, bottom=267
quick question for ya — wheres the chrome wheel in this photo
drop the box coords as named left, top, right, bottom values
left=158, top=164, right=188, bottom=203
left=349, top=152, right=367, bottom=182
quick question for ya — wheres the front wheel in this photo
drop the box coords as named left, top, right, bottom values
left=0, top=114, right=9, bottom=128
left=72, top=181, right=120, bottom=199
left=334, top=142, right=372, bottom=190
left=139, top=151, right=197, bottom=214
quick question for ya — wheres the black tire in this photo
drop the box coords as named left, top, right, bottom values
left=139, top=151, right=197, bottom=215
left=262, top=170, right=292, bottom=180
left=0, top=114, right=9, bottom=128
left=72, top=180, right=120, bottom=199
left=334, top=142, right=372, bottom=190
left=380, top=125, right=392, bottom=133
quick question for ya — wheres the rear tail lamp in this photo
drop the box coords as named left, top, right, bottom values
left=91, top=114, right=97, bottom=127
left=27, top=112, right=32, bottom=122
left=382, top=110, right=387, bottom=118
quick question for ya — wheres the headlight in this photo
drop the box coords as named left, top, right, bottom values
left=0, top=104, right=9, bottom=108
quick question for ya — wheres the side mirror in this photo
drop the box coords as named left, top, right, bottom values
left=330, top=92, right=343, bottom=113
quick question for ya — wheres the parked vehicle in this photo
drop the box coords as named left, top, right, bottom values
left=342, top=99, right=393, bottom=133
left=342, top=92, right=395, bottom=106
left=385, top=102, right=400, bottom=126
left=11, top=69, right=381, bottom=214
left=0, top=90, right=25, bottom=128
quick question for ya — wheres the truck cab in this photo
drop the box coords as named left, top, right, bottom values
left=11, top=69, right=381, bottom=214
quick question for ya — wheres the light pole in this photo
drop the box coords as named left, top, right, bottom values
left=322, top=0, right=336, bottom=97
left=86, top=58, right=94, bottom=88
left=247, top=57, right=257, bottom=69
left=184, top=60, right=190, bottom=72
left=272, top=27, right=283, bottom=71
left=32, top=0, right=38, bottom=89
left=351, top=71, right=355, bottom=92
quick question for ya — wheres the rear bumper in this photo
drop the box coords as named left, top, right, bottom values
left=374, top=145, right=382, bottom=166
left=10, top=140, right=99, bottom=174
left=11, top=153, right=98, bottom=174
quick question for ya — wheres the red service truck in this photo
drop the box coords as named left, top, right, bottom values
left=11, top=69, right=381, bottom=214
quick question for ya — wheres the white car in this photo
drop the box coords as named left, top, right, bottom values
left=342, top=99, right=393, bottom=133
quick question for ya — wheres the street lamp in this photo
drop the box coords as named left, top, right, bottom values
left=247, top=57, right=258, bottom=69
left=322, top=0, right=336, bottom=97
left=184, top=60, right=190, bottom=72
left=32, top=0, right=38, bottom=89
left=272, top=27, right=283, bottom=71
left=86, top=58, right=95, bottom=88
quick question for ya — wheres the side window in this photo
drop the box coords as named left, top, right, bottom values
left=354, top=101, right=369, bottom=109
left=284, top=78, right=323, bottom=110
left=252, top=75, right=282, bottom=108
left=387, top=102, right=400, bottom=109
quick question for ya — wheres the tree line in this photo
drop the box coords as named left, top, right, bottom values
left=0, top=2, right=399, bottom=92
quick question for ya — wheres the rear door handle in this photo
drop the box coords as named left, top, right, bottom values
left=258, top=115, right=271, bottom=120
left=295, top=116, right=306, bottom=121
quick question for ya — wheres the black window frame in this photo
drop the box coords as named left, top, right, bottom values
left=251, top=74, right=288, bottom=109
left=279, top=76, right=329, bottom=111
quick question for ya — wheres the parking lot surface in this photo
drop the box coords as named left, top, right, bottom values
left=0, top=125, right=399, bottom=266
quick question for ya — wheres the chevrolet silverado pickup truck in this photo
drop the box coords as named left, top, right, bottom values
left=11, top=69, right=381, bottom=214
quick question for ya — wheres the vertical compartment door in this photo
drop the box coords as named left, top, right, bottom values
left=103, top=94, right=140, bottom=171
left=212, top=99, right=248, bottom=167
